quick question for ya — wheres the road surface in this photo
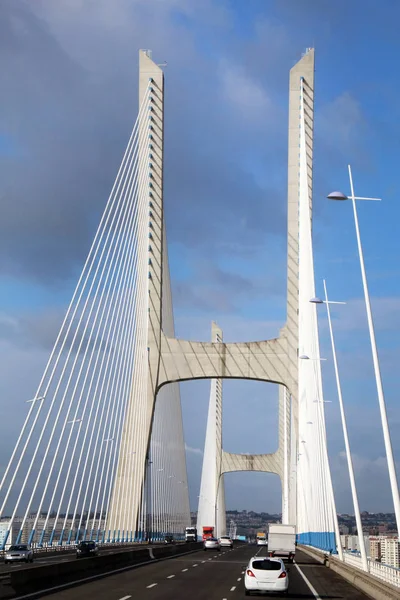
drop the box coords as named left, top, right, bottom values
left=20, top=544, right=370, bottom=599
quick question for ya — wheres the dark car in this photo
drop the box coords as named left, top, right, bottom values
left=76, top=541, right=99, bottom=558
left=164, top=535, right=174, bottom=544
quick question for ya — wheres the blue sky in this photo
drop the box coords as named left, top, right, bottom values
left=1, top=0, right=400, bottom=514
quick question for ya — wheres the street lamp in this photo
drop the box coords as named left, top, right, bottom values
left=311, top=280, right=367, bottom=570
left=328, top=165, right=400, bottom=539
left=313, top=399, right=332, bottom=404
left=299, top=354, right=327, bottom=361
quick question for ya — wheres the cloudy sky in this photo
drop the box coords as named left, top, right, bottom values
left=1, top=0, right=400, bottom=515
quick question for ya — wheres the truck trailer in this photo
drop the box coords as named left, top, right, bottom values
left=202, top=526, right=214, bottom=541
left=185, top=527, right=197, bottom=542
left=267, top=524, right=296, bottom=562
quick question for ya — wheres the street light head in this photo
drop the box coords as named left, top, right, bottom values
left=327, top=191, right=348, bottom=201
left=310, top=297, right=324, bottom=304
left=299, top=354, right=309, bottom=360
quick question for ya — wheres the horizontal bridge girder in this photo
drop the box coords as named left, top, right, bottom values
left=158, top=334, right=292, bottom=391
left=221, top=450, right=282, bottom=478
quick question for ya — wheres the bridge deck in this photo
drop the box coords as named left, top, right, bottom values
left=11, top=544, right=370, bottom=600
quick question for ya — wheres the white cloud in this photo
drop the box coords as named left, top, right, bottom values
left=219, top=61, right=272, bottom=115
left=185, top=443, right=203, bottom=456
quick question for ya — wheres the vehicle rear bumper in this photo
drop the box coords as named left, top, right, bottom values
left=244, top=578, right=288, bottom=592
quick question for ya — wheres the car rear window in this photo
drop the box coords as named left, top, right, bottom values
left=252, top=560, right=281, bottom=570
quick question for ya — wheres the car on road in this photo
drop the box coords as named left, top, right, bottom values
left=4, top=544, right=34, bottom=564
left=203, top=537, right=220, bottom=551
left=164, top=535, right=174, bottom=544
left=76, top=541, right=99, bottom=558
left=219, top=535, right=233, bottom=548
left=244, top=556, right=289, bottom=596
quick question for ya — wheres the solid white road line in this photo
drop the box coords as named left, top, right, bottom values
left=146, top=584, right=157, bottom=589
left=294, top=563, right=321, bottom=599
left=167, top=574, right=175, bottom=578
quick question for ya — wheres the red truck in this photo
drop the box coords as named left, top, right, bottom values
left=202, top=526, right=214, bottom=541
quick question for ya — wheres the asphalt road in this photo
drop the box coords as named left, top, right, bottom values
left=24, top=544, right=371, bottom=600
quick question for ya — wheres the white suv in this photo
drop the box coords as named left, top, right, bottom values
left=219, top=536, right=233, bottom=548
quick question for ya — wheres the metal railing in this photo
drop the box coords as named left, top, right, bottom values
left=342, top=550, right=400, bottom=588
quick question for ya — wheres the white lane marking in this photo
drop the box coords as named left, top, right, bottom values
left=208, top=558, right=212, bottom=560
left=182, top=568, right=188, bottom=572
left=192, top=564, right=198, bottom=567
left=119, top=595, right=132, bottom=599
left=167, top=574, right=175, bottom=579
left=230, top=586, right=236, bottom=591
left=201, top=560, right=205, bottom=563
left=294, top=562, right=321, bottom=599
left=237, top=577, right=241, bottom=581
left=146, top=584, right=157, bottom=589
left=241, top=570, right=245, bottom=574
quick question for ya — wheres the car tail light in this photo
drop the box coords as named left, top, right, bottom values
left=246, top=569, right=255, bottom=577
left=278, top=571, right=287, bottom=579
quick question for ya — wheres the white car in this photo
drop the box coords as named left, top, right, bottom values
left=219, top=536, right=233, bottom=548
left=244, top=556, right=288, bottom=596
left=4, top=544, right=34, bottom=564
left=203, top=537, right=220, bottom=551
left=256, top=537, right=267, bottom=546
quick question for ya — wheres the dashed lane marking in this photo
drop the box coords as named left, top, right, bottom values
left=146, top=584, right=157, bottom=589
left=192, top=564, right=198, bottom=567
left=182, top=568, right=188, bottom=572
left=119, top=596, right=132, bottom=600
left=167, top=574, right=175, bottom=579
left=237, top=577, right=241, bottom=581
left=230, top=586, right=236, bottom=591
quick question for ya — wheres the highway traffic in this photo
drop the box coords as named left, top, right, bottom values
left=16, top=543, right=370, bottom=600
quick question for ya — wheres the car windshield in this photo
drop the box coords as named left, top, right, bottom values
left=79, top=542, right=95, bottom=548
left=207, top=538, right=218, bottom=542
left=186, top=528, right=196, bottom=533
left=9, top=545, right=28, bottom=551
left=252, top=559, right=281, bottom=571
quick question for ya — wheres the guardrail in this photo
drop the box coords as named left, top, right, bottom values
left=342, top=550, right=400, bottom=588
left=299, top=544, right=400, bottom=600
left=0, top=539, right=185, bottom=559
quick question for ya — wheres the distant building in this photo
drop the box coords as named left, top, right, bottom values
left=369, top=537, right=381, bottom=562
left=381, top=538, right=400, bottom=568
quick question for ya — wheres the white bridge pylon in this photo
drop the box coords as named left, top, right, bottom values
left=0, top=48, right=339, bottom=553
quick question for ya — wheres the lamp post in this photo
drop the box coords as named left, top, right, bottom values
left=311, top=281, right=367, bottom=570
left=328, top=165, right=400, bottom=539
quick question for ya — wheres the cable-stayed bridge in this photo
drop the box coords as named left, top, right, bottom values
left=0, top=48, right=399, bottom=596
